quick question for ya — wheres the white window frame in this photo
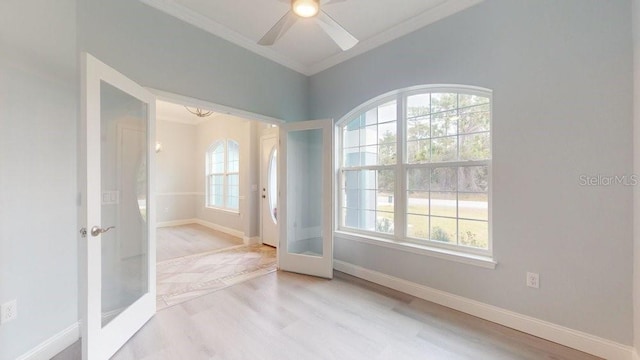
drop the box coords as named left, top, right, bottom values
left=336, top=85, right=493, bottom=261
left=206, top=139, right=240, bottom=212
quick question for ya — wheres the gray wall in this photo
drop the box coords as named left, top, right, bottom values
left=156, top=120, right=198, bottom=223
left=0, top=1, right=79, bottom=359
left=78, top=0, right=309, bottom=122
left=310, top=0, right=634, bottom=344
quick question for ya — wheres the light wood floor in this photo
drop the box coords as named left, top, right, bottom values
left=156, top=224, right=243, bottom=262
left=53, top=271, right=600, bottom=360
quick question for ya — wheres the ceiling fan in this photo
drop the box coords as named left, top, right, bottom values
left=258, top=0, right=359, bottom=51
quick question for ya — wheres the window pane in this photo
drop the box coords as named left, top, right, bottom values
left=362, top=169, right=376, bottom=189
left=430, top=192, right=457, bottom=218
left=459, top=193, right=488, bottom=221
left=343, top=127, right=359, bottom=148
left=361, top=145, right=378, bottom=166
left=378, top=122, right=396, bottom=144
left=459, top=132, right=490, bottom=160
left=378, top=170, right=394, bottom=212
left=362, top=190, right=377, bottom=210
left=365, top=108, right=378, bottom=125
left=362, top=210, right=376, bottom=232
left=407, top=214, right=428, bottom=239
left=459, top=105, right=490, bottom=133
left=227, top=140, right=240, bottom=173
left=228, top=174, right=239, bottom=187
left=430, top=216, right=456, bottom=244
left=431, top=167, right=457, bottom=192
left=431, top=93, right=457, bottom=113
left=344, top=147, right=360, bottom=167
left=407, top=140, right=430, bottom=164
left=459, top=219, right=488, bottom=249
left=407, top=94, right=430, bottom=118
left=379, top=144, right=396, bottom=165
left=407, top=192, right=428, bottom=215
left=459, top=94, right=489, bottom=108
left=407, top=116, right=430, bottom=141
left=343, top=170, right=360, bottom=189
left=343, top=208, right=360, bottom=229
left=378, top=170, right=395, bottom=193
left=376, top=212, right=394, bottom=234
left=458, top=166, right=488, bottom=192
left=228, top=161, right=239, bottom=173
left=431, top=136, right=457, bottom=162
left=346, top=115, right=364, bottom=131
left=341, top=169, right=395, bottom=235
left=407, top=168, right=429, bottom=191
left=378, top=100, right=397, bottom=123
left=361, top=125, right=378, bottom=146
left=208, top=173, right=224, bottom=208
left=431, top=110, right=458, bottom=137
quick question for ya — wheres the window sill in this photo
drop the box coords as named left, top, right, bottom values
left=204, top=207, right=240, bottom=215
left=334, top=230, right=497, bottom=269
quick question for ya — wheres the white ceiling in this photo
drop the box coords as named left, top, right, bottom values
left=140, top=0, right=482, bottom=75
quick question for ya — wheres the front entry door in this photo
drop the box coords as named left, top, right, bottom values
left=260, top=134, right=279, bottom=247
left=80, top=53, right=156, bottom=360
left=279, top=119, right=334, bottom=279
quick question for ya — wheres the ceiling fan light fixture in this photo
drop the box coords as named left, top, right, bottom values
left=292, top=0, right=320, bottom=18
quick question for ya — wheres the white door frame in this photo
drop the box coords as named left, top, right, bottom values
left=80, top=53, right=156, bottom=360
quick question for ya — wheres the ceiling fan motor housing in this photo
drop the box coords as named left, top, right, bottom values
left=292, top=0, right=320, bottom=18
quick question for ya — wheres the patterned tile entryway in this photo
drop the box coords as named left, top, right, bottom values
left=156, top=244, right=277, bottom=310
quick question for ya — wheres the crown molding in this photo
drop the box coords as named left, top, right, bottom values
left=139, top=0, right=482, bottom=76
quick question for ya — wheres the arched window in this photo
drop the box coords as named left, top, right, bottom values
left=338, top=85, right=492, bottom=256
left=206, top=139, right=240, bottom=211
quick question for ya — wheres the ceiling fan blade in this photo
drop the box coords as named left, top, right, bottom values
left=258, top=11, right=298, bottom=46
left=324, top=0, right=347, bottom=5
left=315, top=10, right=358, bottom=51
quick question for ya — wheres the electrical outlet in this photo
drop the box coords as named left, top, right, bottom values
left=526, top=272, right=539, bottom=289
left=1, top=300, right=17, bottom=324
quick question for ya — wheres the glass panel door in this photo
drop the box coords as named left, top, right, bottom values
left=279, top=119, right=333, bottom=279
left=82, top=53, right=156, bottom=360
left=100, top=81, right=149, bottom=327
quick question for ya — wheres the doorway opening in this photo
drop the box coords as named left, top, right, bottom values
left=154, top=99, right=280, bottom=310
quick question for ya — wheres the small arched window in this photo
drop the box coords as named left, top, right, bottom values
left=338, top=85, right=492, bottom=256
left=206, top=139, right=240, bottom=211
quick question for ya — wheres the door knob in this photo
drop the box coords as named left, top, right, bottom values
left=91, top=226, right=115, bottom=237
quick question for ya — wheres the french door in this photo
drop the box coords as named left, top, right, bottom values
left=279, top=119, right=334, bottom=279
left=80, top=53, right=156, bottom=360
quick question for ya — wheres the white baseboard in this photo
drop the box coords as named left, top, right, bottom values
left=156, top=218, right=245, bottom=240
left=156, top=218, right=198, bottom=228
left=243, top=236, right=261, bottom=245
left=195, top=219, right=244, bottom=239
left=16, top=322, right=79, bottom=360
left=334, top=260, right=634, bottom=360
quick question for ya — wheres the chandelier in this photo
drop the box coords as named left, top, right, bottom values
left=185, top=106, right=213, bottom=118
